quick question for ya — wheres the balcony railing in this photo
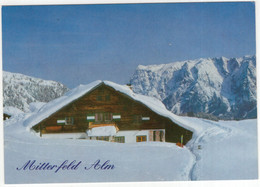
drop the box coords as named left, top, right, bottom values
left=88, top=121, right=119, bottom=131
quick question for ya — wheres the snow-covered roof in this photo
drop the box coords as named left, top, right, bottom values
left=29, top=102, right=46, bottom=113
left=87, top=126, right=117, bottom=137
left=24, top=80, right=200, bottom=134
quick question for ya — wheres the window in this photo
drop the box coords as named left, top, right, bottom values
left=96, top=136, right=109, bottom=141
left=96, top=95, right=110, bottom=101
left=115, top=136, right=125, bottom=143
left=95, top=113, right=103, bottom=122
left=153, top=131, right=156, bottom=141
left=151, top=130, right=164, bottom=142
left=133, top=115, right=142, bottom=123
left=104, top=113, right=113, bottom=121
left=57, top=117, right=74, bottom=125
left=96, top=95, right=102, bottom=101
left=65, top=117, right=74, bottom=125
left=160, top=131, right=164, bottom=142
left=88, top=113, right=120, bottom=123
left=136, top=135, right=147, bottom=142
left=105, top=95, right=110, bottom=101
left=95, top=113, right=113, bottom=122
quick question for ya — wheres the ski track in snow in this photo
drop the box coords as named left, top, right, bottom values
left=186, top=118, right=233, bottom=180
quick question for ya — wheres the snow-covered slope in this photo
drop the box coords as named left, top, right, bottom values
left=4, top=111, right=258, bottom=183
left=4, top=111, right=195, bottom=183
left=130, top=55, right=256, bottom=120
left=184, top=118, right=258, bottom=180
left=3, top=71, right=69, bottom=112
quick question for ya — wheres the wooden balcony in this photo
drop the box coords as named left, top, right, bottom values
left=88, top=121, right=119, bottom=132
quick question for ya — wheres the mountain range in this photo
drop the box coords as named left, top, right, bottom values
left=130, top=55, right=256, bottom=120
left=3, top=55, right=256, bottom=120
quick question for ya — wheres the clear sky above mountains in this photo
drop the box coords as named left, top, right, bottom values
left=2, top=2, right=256, bottom=88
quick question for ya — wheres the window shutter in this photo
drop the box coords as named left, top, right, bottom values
left=57, top=119, right=66, bottom=125
left=87, top=114, right=95, bottom=122
left=113, top=113, right=121, bottom=121
left=142, top=117, right=150, bottom=121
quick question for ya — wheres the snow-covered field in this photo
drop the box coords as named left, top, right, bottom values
left=185, top=117, right=258, bottom=180
left=3, top=112, right=258, bottom=184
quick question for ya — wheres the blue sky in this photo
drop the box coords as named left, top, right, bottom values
left=2, top=2, right=256, bottom=88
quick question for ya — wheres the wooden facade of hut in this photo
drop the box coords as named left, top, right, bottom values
left=31, top=81, right=193, bottom=144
